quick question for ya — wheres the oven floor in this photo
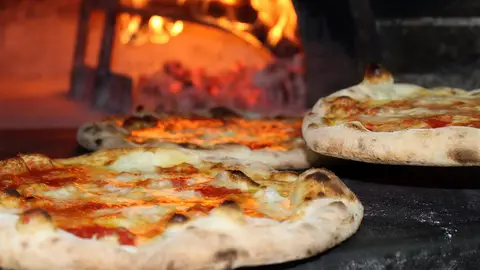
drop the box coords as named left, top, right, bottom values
left=0, top=77, right=107, bottom=129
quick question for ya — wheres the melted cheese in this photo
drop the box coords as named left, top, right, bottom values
left=41, top=184, right=94, bottom=200
left=108, top=150, right=200, bottom=172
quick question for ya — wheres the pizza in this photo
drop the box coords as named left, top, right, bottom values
left=303, top=64, right=480, bottom=166
left=0, top=148, right=363, bottom=270
left=77, top=107, right=320, bottom=169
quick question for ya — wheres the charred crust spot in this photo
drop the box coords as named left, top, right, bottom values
left=316, top=191, right=326, bottom=197
left=226, top=170, right=260, bottom=187
left=214, top=248, right=248, bottom=267
left=357, top=138, right=366, bottom=151
left=307, top=171, right=331, bottom=183
left=228, top=170, right=249, bottom=179
left=328, top=201, right=348, bottom=211
left=22, top=208, right=52, bottom=221
left=168, top=213, right=189, bottom=224
left=308, top=123, right=320, bottom=129
left=342, top=215, right=355, bottom=225
left=209, top=106, right=240, bottom=118
left=334, top=235, right=341, bottom=242
left=50, top=237, right=60, bottom=244
left=131, top=138, right=148, bottom=145
left=25, top=196, right=35, bottom=201
left=83, top=124, right=101, bottom=135
left=273, top=115, right=288, bottom=120
left=448, top=148, right=480, bottom=164
left=329, top=183, right=347, bottom=196
left=221, top=200, right=238, bottom=207
left=122, top=115, right=159, bottom=130
left=220, top=200, right=241, bottom=211
left=218, top=233, right=230, bottom=242
left=305, top=248, right=316, bottom=256
left=364, top=63, right=384, bottom=78
left=312, top=142, right=320, bottom=151
left=166, top=261, right=178, bottom=270
left=104, top=159, right=115, bottom=166
left=307, top=111, right=315, bottom=117
left=4, top=189, right=21, bottom=197
left=21, top=241, right=28, bottom=249
left=344, top=122, right=367, bottom=132
left=457, top=132, right=467, bottom=139
left=301, top=223, right=316, bottom=232
left=82, top=125, right=94, bottom=133
left=135, top=105, right=145, bottom=113
left=178, top=143, right=202, bottom=149
left=94, top=138, right=103, bottom=147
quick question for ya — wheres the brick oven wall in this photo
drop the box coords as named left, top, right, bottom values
left=374, top=0, right=480, bottom=90
left=0, top=0, right=271, bottom=128
left=0, top=0, right=269, bottom=87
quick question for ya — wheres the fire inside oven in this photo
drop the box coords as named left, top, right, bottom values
left=69, top=0, right=305, bottom=116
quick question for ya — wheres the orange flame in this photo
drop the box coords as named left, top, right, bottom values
left=120, top=0, right=298, bottom=47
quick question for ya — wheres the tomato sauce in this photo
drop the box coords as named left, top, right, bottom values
left=169, top=176, right=191, bottom=188
left=425, top=118, right=450, bottom=128
left=195, top=186, right=242, bottom=197
left=2, top=168, right=88, bottom=190
left=188, top=203, right=215, bottom=213
left=65, top=226, right=136, bottom=246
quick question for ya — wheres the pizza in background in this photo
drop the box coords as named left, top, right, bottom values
left=0, top=148, right=363, bottom=270
left=77, top=107, right=321, bottom=169
left=303, top=64, right=480, bottom=166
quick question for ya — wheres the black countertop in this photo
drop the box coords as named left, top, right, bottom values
left=1, top=129, right=480, bottom=270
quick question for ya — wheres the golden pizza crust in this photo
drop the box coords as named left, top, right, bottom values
left=0, top=149, right=363, bottom=270
left=302, top=65, right=480, bottom=166
left=75, top=112, right=327, bottom=169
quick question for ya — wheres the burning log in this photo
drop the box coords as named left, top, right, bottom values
left=136, top=54, right=306, bottom=116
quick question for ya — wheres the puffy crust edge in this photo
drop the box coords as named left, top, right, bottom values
left=0, top=196, right=362, bottom=270
left=76, top=121, right=323, bottom=169
left=0, top=152, right=363, bottom=270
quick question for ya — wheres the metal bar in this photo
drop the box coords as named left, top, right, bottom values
left=71, top=0, right=91, bottom=68
left=97, top=0, right=119, bottom=74
left=68, top=0, right=94, bottom=99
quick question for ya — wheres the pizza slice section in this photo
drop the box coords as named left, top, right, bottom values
left=0, top=150, right=362, bottom=250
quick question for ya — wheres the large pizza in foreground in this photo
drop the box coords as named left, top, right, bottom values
left=303, top=65, right=480, bottom=166
left=0, top=148, right=363, bottom=270
left=77, top=107, right=320, bottom=169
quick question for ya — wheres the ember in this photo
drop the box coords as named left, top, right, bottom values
left=136, top=54, right=305, bottom=115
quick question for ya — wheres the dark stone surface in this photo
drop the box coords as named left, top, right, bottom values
left=250, top=178, right=480, bottom=269
left=2, top=129, right=480, bottom=269
left=376, top=22, right=480, bottom=89
left=293, top=0, right=363, bottom=106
